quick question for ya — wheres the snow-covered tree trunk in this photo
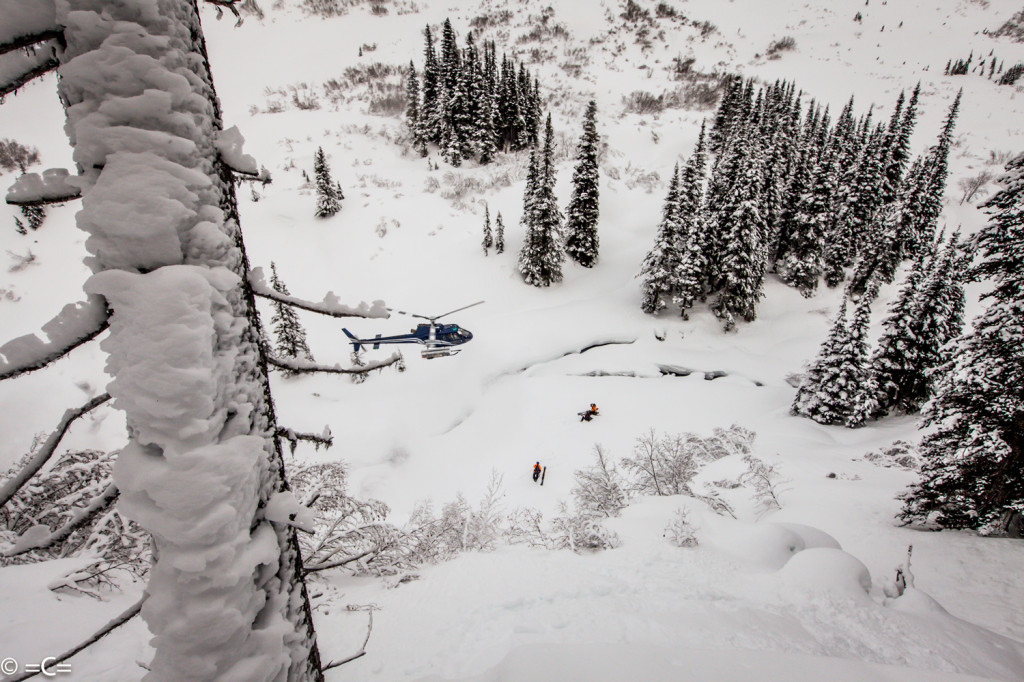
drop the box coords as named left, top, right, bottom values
left=52, top=1, right=321, bottom=678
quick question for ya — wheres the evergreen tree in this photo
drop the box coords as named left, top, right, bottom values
left=639, top=166, right=682, bottom=314
left=518, top=116, right=565, bottom=286
left=482, top=204, right=493, bottom=254
left=313, top=146, right=341, bottom=217
left=269, top=263, right=314, bottom=372
left=711, top=139, right=768, bottom=330
left=672, top=123, right=710, bottom=318
left=565, top=100, right=601, bottom=268
left=20, top=204, right=45, bottom=231
left=848, top=201, right=902, bottom=297
left=869, top=248, right=932, bottom=417
left=405, top=61, right=427, bottom=157
left=792, top=299, right=850, bottom=420
left=900, top=151, right=1024, bottom=533
left=421, top=25, right=440, bottom=142
left=495, top=211, right=505, bottom=253
left=840, top=287, right=879, bottom=427
left=899, top=90, right=961, bottom=261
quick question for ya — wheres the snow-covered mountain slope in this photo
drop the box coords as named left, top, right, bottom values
left=2, top=0, right=1024, bottom=679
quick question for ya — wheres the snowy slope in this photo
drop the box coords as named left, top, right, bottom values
left=2, top=0, right=1024, bottom=679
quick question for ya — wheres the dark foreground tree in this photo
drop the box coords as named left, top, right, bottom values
left=900, top=151, right=1024, bottom=535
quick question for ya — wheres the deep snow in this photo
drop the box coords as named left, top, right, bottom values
left=2, top=0, right=1024, bottom=680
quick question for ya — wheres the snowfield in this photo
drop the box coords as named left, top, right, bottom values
left=2, top=0, right=1024, bottom=680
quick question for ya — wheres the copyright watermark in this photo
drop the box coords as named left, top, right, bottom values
left=1, top=656, right=72, bottom=676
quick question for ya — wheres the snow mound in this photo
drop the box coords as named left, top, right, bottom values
left=776, top=547, right=873, bottom=601
left=889, top=587, right=951, bottom=616
left=5, top=168, right=81, bottom=204
left=772, top=522, right=843, bottom=550
left=699, top=515, right=805, bottom=570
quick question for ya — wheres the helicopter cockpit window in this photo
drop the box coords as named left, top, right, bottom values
left=458, top=329, right=472, bottom=339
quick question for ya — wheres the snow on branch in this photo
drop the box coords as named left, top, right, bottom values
left=0, top=296, right=109, bottom=381
left=276, top=425, right=333, bottom=454
left=204, top=0, right=245, bottom=26
left=0, top=45, right=59, bottom=99
left=249, top=267, right=389, bottom=320
left=0, top=393, right=111, bottom=510
left=5, top=168, right=82, bottom=206
left=267, top=352, right=401, bottom=376
left=214, top=126, right=261, bottom=176
left=3, top=482, right=119, bottom=558
left=0, top=0, right=59, bottom=53
left=5, top=595, right=145, bottom=682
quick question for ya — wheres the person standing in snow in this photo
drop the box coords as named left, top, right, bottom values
left=533, top=462, right=542, bottom=483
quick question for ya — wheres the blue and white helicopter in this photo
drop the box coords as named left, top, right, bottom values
left=343, top=300, right=484, bottom=359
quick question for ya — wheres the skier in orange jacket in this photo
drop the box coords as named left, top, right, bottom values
left=533, top=462, right=542, bottom=483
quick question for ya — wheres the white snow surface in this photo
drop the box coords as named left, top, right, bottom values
left=2, top=0, right=1024, bottom=680
left=4, top=168, right=81, bottom=205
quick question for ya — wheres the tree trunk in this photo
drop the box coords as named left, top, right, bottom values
left=54, top=1, right=321, bottom=679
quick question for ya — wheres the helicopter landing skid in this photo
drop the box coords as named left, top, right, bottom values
left=422, top=347, right=461, bottom=359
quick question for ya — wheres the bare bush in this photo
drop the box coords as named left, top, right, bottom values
left=991, top=9, right=1024, bottom=43
left=959, top=170, right=995, bottom=204
left=622, top=426, right=756, bottom=496
left=367, top=87, right=406, bottom=117
left=694, top=20, right=717, bottom=37
left=656, top=3, right=682, bottom=19
left=573, top=445, right=628, bottom=517
left=470, top=10, right=513, bottom=29
left=862, top=440, right=921, bottom=470
left=664, top=508, right=698, bottom=547
left=623, top=90, right=666, bottom=115
left=369, top=2, right=388, bottom=15
left=0, top=138, right=40, bottom=174
left=549, top=502, right=621, bottom=552
left=739, top=454, right=787, bottom=515
left=290, top=83, right=321, bottom=110
left=766, top=36, right=797, bottom=59
left=0, top=449, right=150, bottom=596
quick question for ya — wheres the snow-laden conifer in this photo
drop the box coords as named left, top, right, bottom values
left=270, top=263, right=314, bottom=372
left=565, top=100, right=601, bottom=268
left=900, top=151, right=1024, bottom=534
left=518, top=117, right=565, bottom=286
left=314, top=146, right=341, bottom=217
left=639, top=166, right=682, bottom=314
left=482, top=204, right=493, bottom=254
left=495, top=211, right=506, bottom=253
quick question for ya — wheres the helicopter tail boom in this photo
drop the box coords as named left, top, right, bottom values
left=342, top=328, right=363, bottom=352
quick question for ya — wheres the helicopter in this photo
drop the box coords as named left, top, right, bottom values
left=343, top=300, right=485, bottom=359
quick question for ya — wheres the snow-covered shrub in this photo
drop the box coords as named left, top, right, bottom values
left=573, top=445, right=628, bottom=517
left=0, top=138, right=40, bottom=173
left=0, top=449, right=151, bottom=594
left=550, top=502, right=621, bottom=552
left=664, top=508, right=699, bottom=547
left=862, top=440, right=921, bottom=470
left=740, top=454, right=787, bottom=514
left=693, top=491, right=737, bottom=519
left=622, top=427, right=755, bottom=496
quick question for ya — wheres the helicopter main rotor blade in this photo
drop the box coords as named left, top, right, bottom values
left=431, top=300, right=485, bottom=321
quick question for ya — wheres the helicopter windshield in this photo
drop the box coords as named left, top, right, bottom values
left=458, top=328, right=472, bottom=339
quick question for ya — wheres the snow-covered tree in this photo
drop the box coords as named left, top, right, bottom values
left=314, top=145, right=341, bottom=217
left=495, top=211, right=505, bottom=253
left=639, top=166, right=683, bottom=314
left=900, top=151, right=1024, bottom=534
left=270, top=263, right=314, bottom=371
left=518, top=116, right=565, bottom=286
left=482, top=204, right=493, bottom=254
left=565, top=100, right=601, bottom=268
left=792, top=300, right=849, bottom=422
left=0, top=2, right=393, bottom=676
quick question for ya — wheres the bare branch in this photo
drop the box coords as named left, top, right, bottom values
left=3, top=483, right=119, bottom=558
left=266, top=352, right=401, bottom=376
left=322, top=608, right=373, bottom=670
left=0, top=29, right=63, bottom=57
left=0, top=55, right=58, bottom=98
left=304, top=548, right=378, bottom=574
left=0, top=297, right=109, bottom=381
left=204, top=0, right=243, bottom=25
left=5, top=192, right=81, bottom=207
left=6, top=595, right=145, bottom=682
left=248, top=267, right=389, bottom=320
left=0, top=393, right=111, bottom=510
left=276, top=427, right=333, bottom=453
